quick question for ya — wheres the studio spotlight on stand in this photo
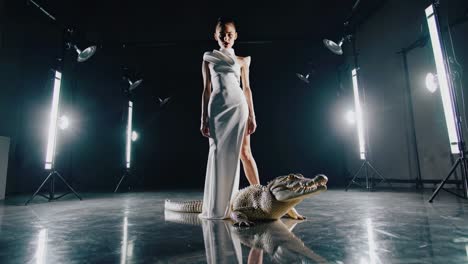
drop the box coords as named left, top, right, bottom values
left=114, top=76, right=143, bottom=192
left=425, top=3, right=468, bottom=202
left=25, top=0, right=97, bottom=205
left=323, top=0, right=389, bottom=190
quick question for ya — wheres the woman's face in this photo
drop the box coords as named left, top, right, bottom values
left=214, top=23, right=237, bottom=49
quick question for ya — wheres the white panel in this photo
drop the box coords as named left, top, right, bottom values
left=0, top=136, right=10, bottom=200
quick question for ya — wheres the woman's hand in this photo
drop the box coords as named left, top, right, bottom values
left=247, top=116, right=257, bottom=135
left=200, top=119, right=210, bottom=138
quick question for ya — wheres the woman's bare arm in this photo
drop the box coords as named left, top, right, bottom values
left=201, top=60, right=212, bottom=137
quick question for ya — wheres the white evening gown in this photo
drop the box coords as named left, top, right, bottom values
left=199, top=48, right=249, bottom=219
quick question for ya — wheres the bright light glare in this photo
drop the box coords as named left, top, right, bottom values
left=120, top=216, right=128, bottom=264
left=352, top=69, right=366, bottom=160
left=426, top=4, right=460, bottom=154
left=58, top=115, right=70, bottom=130
left=425, top=73, right=438, bottom=93
left=131, top=131, right=138, bottom=142
left=126, top=101, right=133, bottom=169
left=345, top=110, right=356, bottom=124
left=366, top=218, right=377, bottom=264
left=45, top=71, right=62, bottom=170
left=35, top=229, right=48, bottom=264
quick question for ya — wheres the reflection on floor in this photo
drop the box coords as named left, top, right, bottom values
left=0, top=189, right=468, bottom=263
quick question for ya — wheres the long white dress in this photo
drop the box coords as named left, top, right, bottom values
left=199, top=48, right=249, bottom=219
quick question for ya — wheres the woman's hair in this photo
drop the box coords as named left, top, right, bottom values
left=215, top=17, right=237, bottom=31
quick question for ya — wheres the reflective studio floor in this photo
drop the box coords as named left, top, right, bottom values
left=1, top=189, right=468, bottom=264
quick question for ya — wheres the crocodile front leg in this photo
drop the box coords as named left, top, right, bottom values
left=285, top=207, right=306, bottom=220
left=231, top=210, right=255, bottom=227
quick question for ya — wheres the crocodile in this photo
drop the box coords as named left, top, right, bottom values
left=165, top=173, right=328, bottom=226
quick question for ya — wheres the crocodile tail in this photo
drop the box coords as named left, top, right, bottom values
left=164, top=200, right=203, bottom=213
left=164, top=210, right=202, bottom=226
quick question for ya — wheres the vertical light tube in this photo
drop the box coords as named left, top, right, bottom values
left=352, top=69, right=366, bottom=160
left=426, top=4, right=460, bottom=154
left=126, top=101, right=133, bottom=169
left=45, top=71, right=62, bottom=170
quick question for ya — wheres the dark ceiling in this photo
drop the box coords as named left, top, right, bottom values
left=19, top=0, right=386, bottom=46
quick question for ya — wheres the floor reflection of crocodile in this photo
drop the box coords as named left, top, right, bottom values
left=164, top=210, right=327, bottom=263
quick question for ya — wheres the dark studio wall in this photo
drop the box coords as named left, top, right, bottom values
left=338, top=0, right=468, bottom=187
left=0, top=0, right=366, bottom=194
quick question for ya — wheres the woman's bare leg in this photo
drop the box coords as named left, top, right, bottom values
left=247, top=248, right=263, bottom=264
left=240, top=130, right=305, bottom=219
left=240, top=132, right=260, bottom=185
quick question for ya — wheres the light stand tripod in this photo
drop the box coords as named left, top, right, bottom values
left=25, top=169, right=82, bottom=205
left=427, top=2, right=468, bottom=202
left=115, top=168, right=131, bottom=193
left=345, top=158, right=389, bottom=191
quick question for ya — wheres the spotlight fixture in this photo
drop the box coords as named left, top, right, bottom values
left=425, top=73, right=439, bottom=93
left=425, top=3, right=468, bottom=202
left=25, top=71, right=82, bottom=205
left=28, top=1, right=97, bottom=63
left=323, top=35, right=355, bottom=56
left=66, top=42, right=97, bottom=63
left=323, top=38, right=345, bottom=55
left=156, top=96, right=171, bottom=108
left=323, top=0, right=361, bottom=55
left=127, top=78, right=143, bottom=92
left=131, top=131, right=138, bottom=142
left=296, top=73, right=310, bottom=84
left=58, top=115, right=70, bottom=130
left=345, top=110, right=356, bottom=125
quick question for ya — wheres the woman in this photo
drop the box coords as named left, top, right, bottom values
left=199, top=17, right=260, bottom=219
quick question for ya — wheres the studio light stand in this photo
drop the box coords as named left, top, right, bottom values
left=114, top=75, right=142, bottom=192
left=344, top=67, right=390, bottom=191
left=25, top=1, right=96, bottom=204
left=322, top=3, right=390, bottom=190
left=425, top=2, right=468, bottom=202
left=25, top=70, right=82, bottom=205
